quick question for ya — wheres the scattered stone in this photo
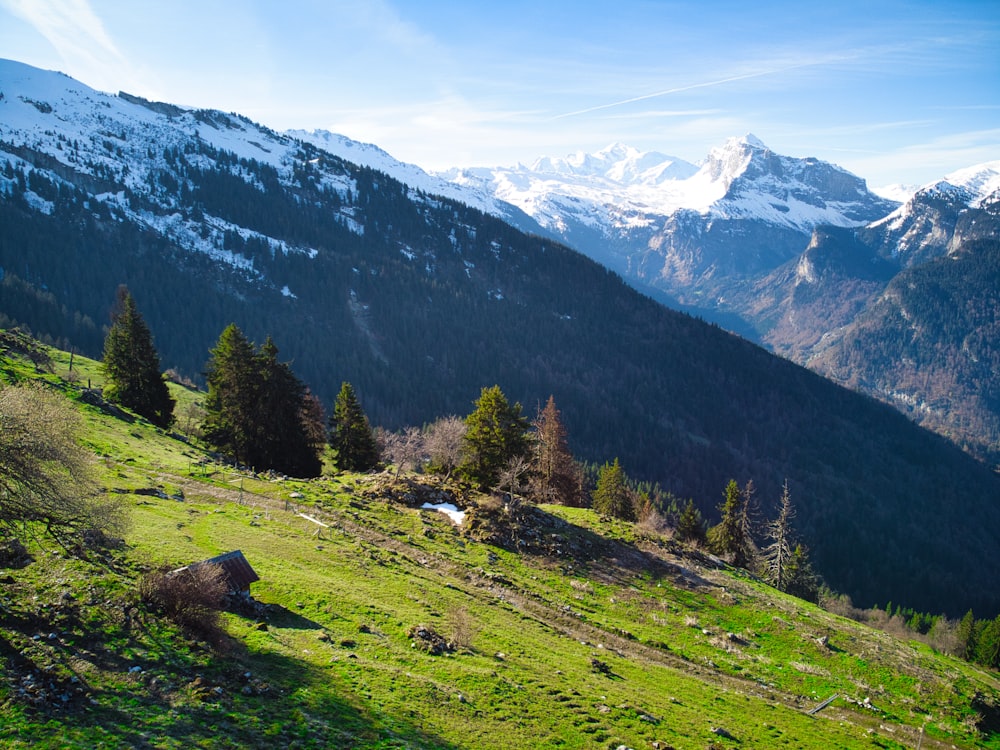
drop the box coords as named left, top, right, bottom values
left=408, top=624, right=453, bottom=655
left=358, top=624, right=373, bottom=634
left=315, top=632, right=330, bottom=642
left=339, top=639, right=357, bottom=648
left=818, top=635, right=830, bottom=648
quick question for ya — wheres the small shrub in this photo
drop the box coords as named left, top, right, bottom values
left=139, top=563, right=228, bottom=646
left=447, top=606, right=479, bottom=651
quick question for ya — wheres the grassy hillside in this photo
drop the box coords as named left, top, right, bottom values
left=2, top=343, right=999, bottom=749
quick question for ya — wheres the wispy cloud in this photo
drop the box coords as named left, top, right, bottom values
left=0, top=0, right=127, bottom=78
left=549, top=67, right=802, bottom=120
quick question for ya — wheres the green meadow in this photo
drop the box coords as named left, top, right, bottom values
left=1, top=342, right=998, bottom=749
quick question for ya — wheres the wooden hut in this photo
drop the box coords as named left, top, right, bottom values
left=173, top=550, right=259, bottom=594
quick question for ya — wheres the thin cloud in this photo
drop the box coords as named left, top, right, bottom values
left=1, top=0, right=126, bottom=71
left=549, top=67, right=802, bottom=120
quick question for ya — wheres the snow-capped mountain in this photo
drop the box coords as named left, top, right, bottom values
left=440, top=135, right=899, bottom=310
left=864, top=160, right=1000, bottom=266
left=0, top=59, right=538, bottom=279
left=287, top=128, right=538, bottom=232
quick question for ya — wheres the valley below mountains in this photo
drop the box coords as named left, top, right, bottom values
left=1, top=59, right=1000, bottom=619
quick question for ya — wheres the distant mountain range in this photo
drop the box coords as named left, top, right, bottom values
left=2, top=58, right=999, bottom=617
left=435, top=138, right=1000, bottom=462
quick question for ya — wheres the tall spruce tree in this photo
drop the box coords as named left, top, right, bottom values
left=203, top=324, right=259, bottom=466
left=461, top=385, right=531, bottom=490
left=102, top=287, right=175, bottom=428
left=708, top=479, right=754, bottom=568
left=591, top=458, right=635, bottom=521
left=531, top=395, right=583, bottom=506
left=203, top=325, right=321, bottom=477
left=253, top=337, right=322, bottom=477
left=330, top=381, right=378, bottom=472
left=675, top=498, right=707, bottom=545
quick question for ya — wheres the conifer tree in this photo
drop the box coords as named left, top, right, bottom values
left=956, top=609, right=977, bottom=660
left=974, top=616, right=1000, bottom=669
left=739, top=479, right=760, bottom=569
left=203, top=326, right=321, bottom=477
left=591, top=458, right=635, bottom=521
left=762, top=480, right=795, bottom=591
left=253, top=337, right=322, bottom=477
left=531, top=395, right=583, bottom=506
left=330, top=381, right=378, bottom=472
left=203, top=324, right=259, bottom=466
left=675, top=498, right=707, bottom=545
left=784, top=544, right=819, bottom=602
left=708, top=479, right=754, bottom=567
left=102, top=287, right=175, bottom=428
left=461, top=385, right=531, bottom=489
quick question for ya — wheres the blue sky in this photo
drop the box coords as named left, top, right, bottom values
left=1, top=0, right=997, bottom=186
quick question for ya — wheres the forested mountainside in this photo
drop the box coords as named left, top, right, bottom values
left=748, top=184, right=1000, bottom=463
left=2, top=60, right=1000, bottom=617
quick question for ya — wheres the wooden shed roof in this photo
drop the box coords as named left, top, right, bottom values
left=174, top=550, right=260, bottom=592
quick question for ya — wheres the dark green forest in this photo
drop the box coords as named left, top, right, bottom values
left=3, top=133, right=1000, bottom=618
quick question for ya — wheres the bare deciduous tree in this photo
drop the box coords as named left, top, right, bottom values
left=424, top=415, right=466, bottom=479
left=0, top=383, right=126, bottom=550
left=379, top=426, right=426, bottom=482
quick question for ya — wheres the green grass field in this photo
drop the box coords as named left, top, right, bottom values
left=2, top=342, right=998, bottom=749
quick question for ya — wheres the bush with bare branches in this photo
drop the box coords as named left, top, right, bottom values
left=0, top=382, right=127, bottom=551
left=139, top=563, right=228, bottom=644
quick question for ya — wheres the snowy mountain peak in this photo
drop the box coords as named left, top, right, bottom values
left=941, top=160, right=1000, bottom=207
left=874, top=159, right=1000, bottom=230
left=527, top=143, right=697, bottom=186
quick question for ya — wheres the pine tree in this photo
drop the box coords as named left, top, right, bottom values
left=203, top=324, right=259, bottom=466
left=739, top=479, right=760, bottom=569
left=974, top=616, right=1000, bottom=669
left=675, top=498, right=706, bottom=545
left=591, top=458, right=635, bottom=521
left=330, top=381, right=378, bottom=472
left=762, top=480, right=795, bottom=591
left=461, top=385, right=531, bottom=489
left=253, top=337, right=322, bottom=477
left=956, top=609, right=977, bottom=660
left=102, top=287, right=175, bottom=428
left=784, top=544, right=819, bottom=602
left=708, top=479, right=754, bottom=568
left=531, top=395, right=583, bottom=506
